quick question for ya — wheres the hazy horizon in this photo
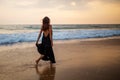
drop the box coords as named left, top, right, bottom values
left=0, top=0, right=120, bottom=24
left=0, top=23, right=120, bottom=25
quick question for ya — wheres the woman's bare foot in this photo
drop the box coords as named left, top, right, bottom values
left=35, top=55, right=44, bottom=65
left=35, top=60, right=39, bottom=65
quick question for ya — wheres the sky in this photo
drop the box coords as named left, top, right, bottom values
left=0, top=0, right=120, bottom=24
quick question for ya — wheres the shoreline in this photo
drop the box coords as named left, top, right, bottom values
left=0, top=36, right=120, bottom=47
left=0, top=36, right=120, bottom=52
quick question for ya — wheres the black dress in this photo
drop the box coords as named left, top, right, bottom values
left=36, top=33, right=56, bottom=63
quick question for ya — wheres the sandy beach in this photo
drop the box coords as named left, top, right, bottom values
left=0, top=37, right=120, bottom=80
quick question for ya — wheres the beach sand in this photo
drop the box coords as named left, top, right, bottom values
left=0, top=37, right=120, bottom=80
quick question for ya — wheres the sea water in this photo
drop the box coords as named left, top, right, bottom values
left=0, top=24, right=120, bottom=45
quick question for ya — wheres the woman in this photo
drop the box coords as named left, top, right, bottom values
left=36, top=16, right=56, bottom=65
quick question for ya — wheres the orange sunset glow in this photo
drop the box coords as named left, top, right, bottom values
left=0, top=0, right=120, bottom=24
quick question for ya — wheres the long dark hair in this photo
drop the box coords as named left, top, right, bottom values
left=42, top=16, right=50, bottom=31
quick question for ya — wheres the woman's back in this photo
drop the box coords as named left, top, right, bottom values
left=43, top=29, right=49, bottom=37
left=42, top=28, right=51, bottom=46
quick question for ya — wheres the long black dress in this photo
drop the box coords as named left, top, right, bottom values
left=36, top=33, right=56, bottom=63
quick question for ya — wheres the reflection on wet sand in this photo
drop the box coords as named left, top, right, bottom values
left=35, top=65, right=56, bottom=80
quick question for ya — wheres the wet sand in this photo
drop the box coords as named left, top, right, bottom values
left=0, top=37, right=120, bottom=80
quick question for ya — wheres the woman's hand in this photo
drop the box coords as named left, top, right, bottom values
left=36, top=28, right=42, bottom=46
left=35, top=42, right=38, bottom=46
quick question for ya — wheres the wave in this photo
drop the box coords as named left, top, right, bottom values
left=0, top=29, right=120, bottom=45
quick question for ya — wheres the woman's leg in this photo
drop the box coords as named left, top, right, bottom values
left=36, top=55, right=44, bottom=65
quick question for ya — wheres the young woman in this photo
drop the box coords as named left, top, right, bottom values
left=36, top=16, right=56, bottom=65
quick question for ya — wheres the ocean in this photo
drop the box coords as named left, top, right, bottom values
left=0, top=24, right=120, bottom=45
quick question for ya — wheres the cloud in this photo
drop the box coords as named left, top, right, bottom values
left=99, top=0, right=120, bottom=3
left=0, top=0, right=62, bottom=9
left=0, top=0, right=38, bottom=8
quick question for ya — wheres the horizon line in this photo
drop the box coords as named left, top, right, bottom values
left=0, top=23, right=120, bottom=25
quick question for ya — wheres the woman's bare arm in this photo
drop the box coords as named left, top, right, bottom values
left=49, top=25, right=53, bottom=47
left=36, top=28, right=42, bottom=44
